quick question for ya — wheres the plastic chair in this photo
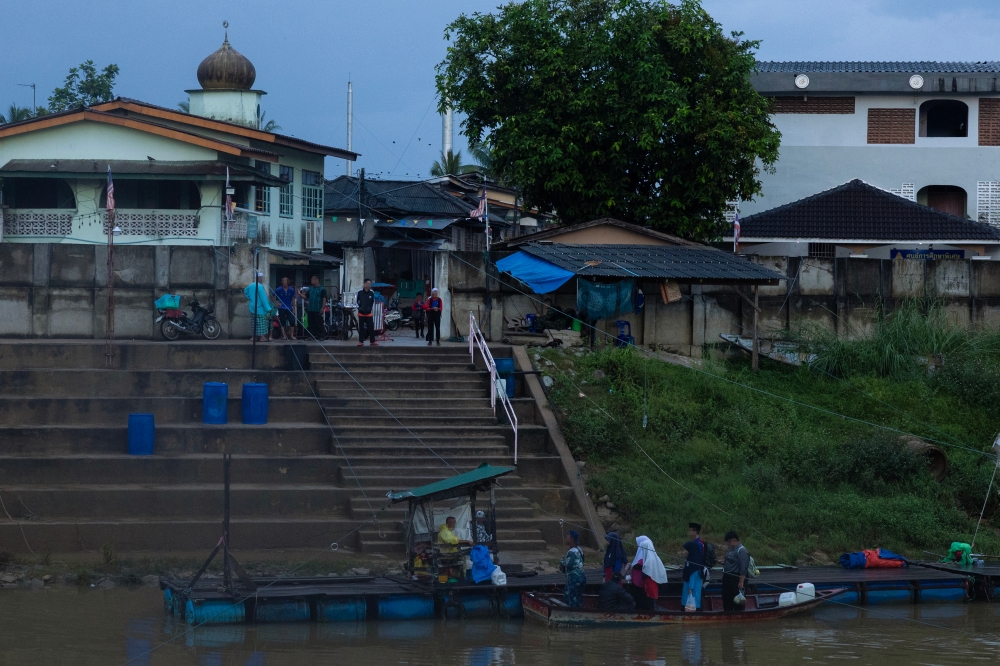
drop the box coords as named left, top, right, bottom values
left=614, top=320, right=634, bottom=348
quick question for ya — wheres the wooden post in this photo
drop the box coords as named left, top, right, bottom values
left=752, top=285, right=759, bottom=373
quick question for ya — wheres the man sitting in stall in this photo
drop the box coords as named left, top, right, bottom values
left=437, top=516, right=472, bottom=553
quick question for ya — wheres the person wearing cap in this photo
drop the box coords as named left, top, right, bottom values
left=723, top=531, right=750, bottom=612
left=424, top=287, right=443, bottom=346
left=243, top=271, right=274, bottom=343
left=681, top=522, right=706, bottom=611
left=474, top=510, right=492, bottom=545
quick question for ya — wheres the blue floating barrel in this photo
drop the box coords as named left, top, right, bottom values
left=495, top=358, right=516, bottom=398
left=127, top=413, right=155, bottom=455
left=317, top=598, right=367, bottom=622
left=254, top=598, right=311, bottom=622
left=185, top=599, right=245, bottom=625
left=377, top=595, right=434, bottom=620
left=202, top=382, right=228, bottom=424
left=241, top=383, right=268, bottom=425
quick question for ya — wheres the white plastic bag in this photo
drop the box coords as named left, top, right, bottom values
left=491, top=567, right=507, bottom=586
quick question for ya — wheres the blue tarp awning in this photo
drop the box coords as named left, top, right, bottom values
left=495, top=251, right=575, bottom=294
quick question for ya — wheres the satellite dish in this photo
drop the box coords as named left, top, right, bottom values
left=794, top=74, right=810, bottom=89
left=909, top=75, right=924, bottom=90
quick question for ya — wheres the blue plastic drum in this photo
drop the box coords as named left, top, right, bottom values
left=495, top=358, right=516, bottom=398
left=241, top=383, right=269, bottom=425
left=202, top=382, right=228, bottom=424
left=127, top=413, right=155, bottom=455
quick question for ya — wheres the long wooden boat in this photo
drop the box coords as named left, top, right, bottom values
left=522, top=588, right=845, bottom=627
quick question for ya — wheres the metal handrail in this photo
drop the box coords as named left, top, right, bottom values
left=469, top=311, right=519, bottom=464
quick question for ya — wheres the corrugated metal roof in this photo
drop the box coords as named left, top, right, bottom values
left=519, top=244, right=784, bottom=283
left=325, top=176, right=508, bottom=224
left=0, top=159, right=285, bottom=185
left=739, top=179, right=1000, bottom=242
left=388, top=463, right=516, bottom=503
left=756, top=61, right=1000, bottom=73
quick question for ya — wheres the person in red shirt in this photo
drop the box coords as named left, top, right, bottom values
left=624, top=535, right=667, bottom=611
left=412, top=292, right=426, bottom=339
left=424, top=287, right=443, bottom=346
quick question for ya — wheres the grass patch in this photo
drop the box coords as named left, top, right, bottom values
left=541, top=332, right=1000, bottom=565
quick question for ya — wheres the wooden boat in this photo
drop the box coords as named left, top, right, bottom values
left=522, top=588, right=845, bottom=627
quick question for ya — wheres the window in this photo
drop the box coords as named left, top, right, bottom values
left=279, top=165, right=294, bottom=217
left=919, top=100, right=968, bottom=137
left=100, top=180, right=200, bottom=209
left=254, top=162, right=271, bottom=214
left=1, top=178, right=75, bottom=208
left=918, top=185, right=967, bottom=217
left=301, top=170, right=323, bottom=220
left=867, top=108, right=915, bottom=144
left=979, top=98, right=1000, bottom=145
left=770, top=96, right=855, bottom=114
left=807, top=243, right=835, bottom=259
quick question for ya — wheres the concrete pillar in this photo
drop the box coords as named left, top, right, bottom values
left=32, top=244, right=50, bottom=336
left=154, top=246, right=170, bottom=290
left=343, top=247, right=365, bottom=304
left=690, top=286, right=706, bottom=357
left=434, top=250, right=452, bottom=339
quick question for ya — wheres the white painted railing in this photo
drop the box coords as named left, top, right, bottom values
left=469, top=311, right=519, bottom=464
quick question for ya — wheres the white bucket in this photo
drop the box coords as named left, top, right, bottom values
left=795, top=583, right=816, bottom=604
left=778, top=592, right=797, bottom=607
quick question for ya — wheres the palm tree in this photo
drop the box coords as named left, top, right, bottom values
left=0, top=104, right=33, bottom=124
left=177, top=100, right=189, bottom=113
left=259, top=111, right=280, bottom=132
left=430, top=150, right=468, bottom=176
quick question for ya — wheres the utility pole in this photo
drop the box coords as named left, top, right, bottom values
left=442, top=105, right=453, bottom=157
left=346, top=80, right=353, bottom=176
left=752, top=284, right=760, bottom=373
left=105, top=167, right=119, bottom=369
left=357, top=168, right=365, bottom=246
left=18, top=83, right=35, bottom=113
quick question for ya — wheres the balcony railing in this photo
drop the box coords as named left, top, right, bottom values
left=104, top=210, right=199, bottom=236
left=1, top=209, right=74, bottom=236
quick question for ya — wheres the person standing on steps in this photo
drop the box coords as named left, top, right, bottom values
left=356, top=278, right=377, bottom=346
left=274, top=276, right=297, bottom=340
left=306, top=275, right=328, bottom=341
left=425, top=287, right=443, bottom=346
left=412, top=292, right=426, bottom=339
left=244, top=271, right=273, bottom=343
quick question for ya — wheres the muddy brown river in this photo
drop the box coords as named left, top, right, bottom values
left=2, top=586, right=1000, bottom=665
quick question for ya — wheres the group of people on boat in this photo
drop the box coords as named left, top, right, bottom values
left=561, top=524, right=753, bottom=613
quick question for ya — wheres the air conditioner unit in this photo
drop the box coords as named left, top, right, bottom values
left=304, top=220, right=323, bottom=251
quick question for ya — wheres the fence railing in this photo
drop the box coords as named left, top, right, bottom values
left=469, top=311, right=519, bottom=464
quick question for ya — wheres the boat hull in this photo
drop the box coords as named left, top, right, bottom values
left=522, top=589, right=844, bottom=628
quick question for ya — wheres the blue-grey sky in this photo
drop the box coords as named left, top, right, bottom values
left=3, top=0, right=999, bottom=179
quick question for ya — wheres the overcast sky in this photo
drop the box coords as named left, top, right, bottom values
left=2, top=0, right=999, bottom=180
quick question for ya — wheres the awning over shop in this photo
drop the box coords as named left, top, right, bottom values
left=496, top=250, right=576, bottom=293
left=269, top=249, right=341, bottom=265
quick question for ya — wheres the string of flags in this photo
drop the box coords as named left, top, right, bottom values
left=329, top=217, right=460, bottom=227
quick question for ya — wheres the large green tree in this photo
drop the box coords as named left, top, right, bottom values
left=436, top=0, right=780, bottom=239
left=48, top=60, right=120, bottom=112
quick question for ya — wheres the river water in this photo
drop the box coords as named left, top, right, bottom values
left=3, top=587, right=1000, bottom=665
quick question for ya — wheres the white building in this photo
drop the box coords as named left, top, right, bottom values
left=745, top=62, right=1000, bottom=224
left=0, top=33, right=356, bottom=255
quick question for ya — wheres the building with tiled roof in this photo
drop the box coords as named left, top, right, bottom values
left=734, top=179, right=1000, bottom=260
left=741, top=60, right=1000, bottom=229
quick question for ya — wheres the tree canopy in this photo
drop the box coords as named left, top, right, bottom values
left=48, top=60, right=120, bottom=112
left=436, top=0, right=780, bottom=239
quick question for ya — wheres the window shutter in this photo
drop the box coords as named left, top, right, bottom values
left=867, top=108, right=916, bottom=144
left=979, top=99, right=1000, bottom=146
left=771, top=97, right=855, bottom=114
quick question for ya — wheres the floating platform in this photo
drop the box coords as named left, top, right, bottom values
left=161, top=562, right=972, bottom=624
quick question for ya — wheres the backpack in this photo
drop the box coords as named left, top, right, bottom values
left=739, top=545, right=760, bottom=579
left=703, top=542, right=717, bottom=569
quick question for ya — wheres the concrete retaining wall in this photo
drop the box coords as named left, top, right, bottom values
left=0, top=243, right=268, bottom=339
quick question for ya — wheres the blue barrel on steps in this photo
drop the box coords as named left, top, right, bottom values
left=202, top=382, right=228, bottom=424
left=127, top=413, right=155, bottom=455
left=241, top=383, right=269, bottom=424
left=495, top=358, right=516, bottom=398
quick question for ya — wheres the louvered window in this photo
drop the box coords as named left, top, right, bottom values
left=979, top=99, right=1000, bottom=146
left=867, top=108, right=915, bottom=144
left=977, top=181, right=1000, bottom=225
left=771, top=97, right=855, bottom=114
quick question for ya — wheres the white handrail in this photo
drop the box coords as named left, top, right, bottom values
left=469, top=311, right=519, bottom=464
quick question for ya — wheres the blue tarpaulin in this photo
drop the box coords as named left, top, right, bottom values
left=495, top=251, right=575, bottom=294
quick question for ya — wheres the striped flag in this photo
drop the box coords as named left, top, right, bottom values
left=733, top=210, right=741, bottom=253
left=469, top=191, right=486, bottom=219
left=106, top=166, right=115, bottom=213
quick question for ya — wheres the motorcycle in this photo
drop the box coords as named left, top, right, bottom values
left=385, top=295, right=413, bottom=331
left=157, top=299, right=222, bottom=340
left=325, top=300, right=355, bottom=340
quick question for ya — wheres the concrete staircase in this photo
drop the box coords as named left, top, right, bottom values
left=0, top=341, right=584, bottom=557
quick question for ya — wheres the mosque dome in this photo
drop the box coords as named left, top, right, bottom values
left=196, top=32, right=256, bottom=91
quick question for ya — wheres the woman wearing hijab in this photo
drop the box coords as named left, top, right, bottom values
left=603, top=532, right=627, bottom=583
left=243, top=272, right=274, bottom=343
left=559, top=530, right=586, bottom=607
left=625, top=535, right=667, bottom=611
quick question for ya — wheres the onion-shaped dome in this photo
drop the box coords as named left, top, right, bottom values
left=196, top=35, right=256, bottom=90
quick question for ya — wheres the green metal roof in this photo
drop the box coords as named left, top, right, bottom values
left=387, top=463, right=516, bottom=504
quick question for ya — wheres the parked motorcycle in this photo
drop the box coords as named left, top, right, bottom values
left=385, top=295, right=413, bottom=331
left=157, top=299, right=222, bottom=340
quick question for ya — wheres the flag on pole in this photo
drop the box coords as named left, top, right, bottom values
left=733, top=210, right=741, bottom=253
left=106, top=166, right=115, bottom=213
left=469, top=191, right=487, bottom=219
